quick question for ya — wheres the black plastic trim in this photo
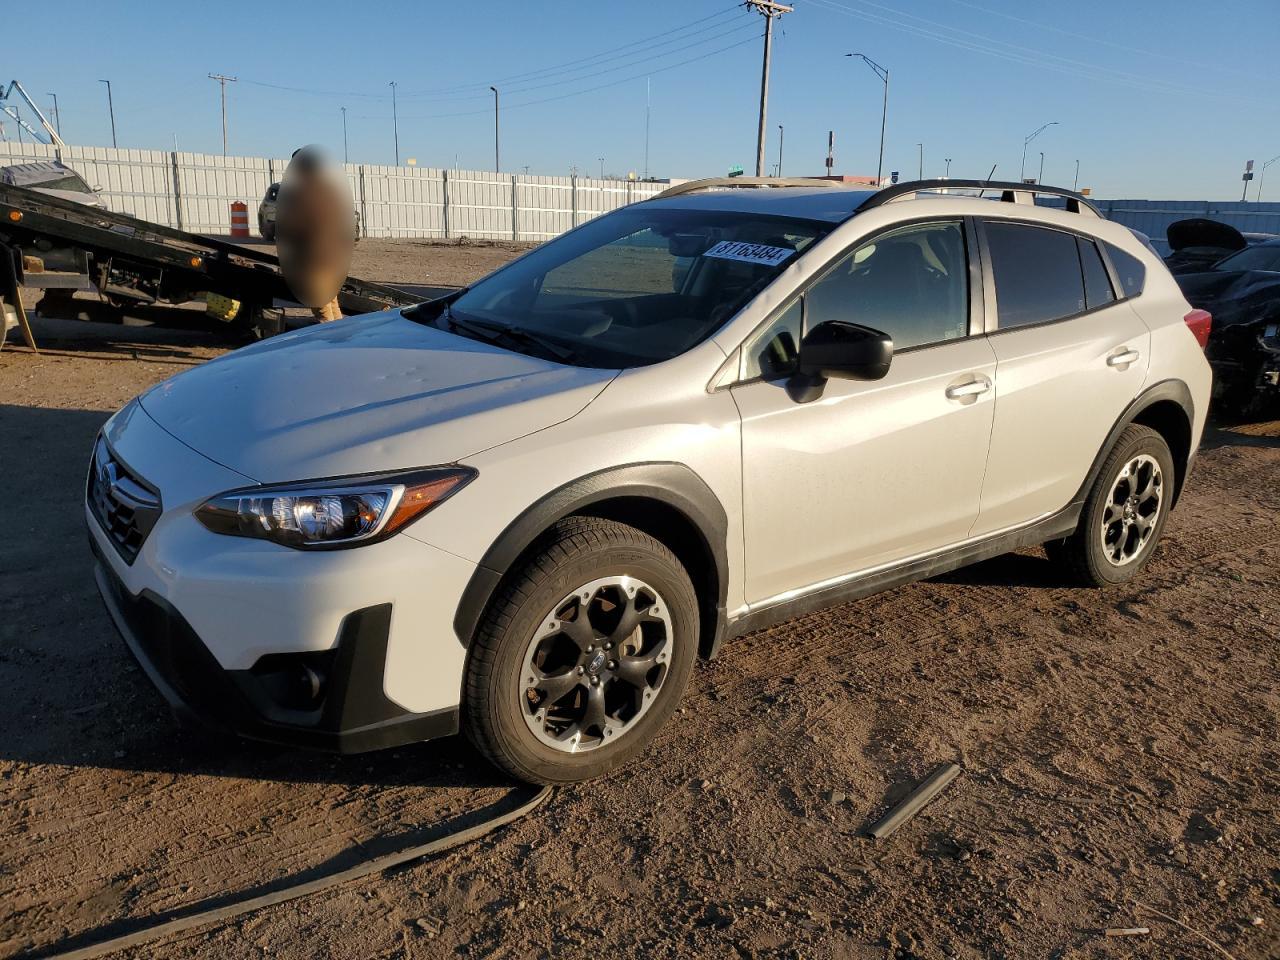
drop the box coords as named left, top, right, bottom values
left=1069, top=378, right=1195, bottom=508
left=452, top=462, right=730, bottom=654
left=92, top=546, right=457, bottom=753
left=726, top=505, right=1081, bottom=640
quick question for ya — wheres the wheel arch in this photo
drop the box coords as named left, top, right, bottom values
left=452, top=463, right=730, bottom=660
left=1076, top=379, right=1195, bottom=509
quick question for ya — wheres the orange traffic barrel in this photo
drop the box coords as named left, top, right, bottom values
left=230, top=201, right=250, bottom=238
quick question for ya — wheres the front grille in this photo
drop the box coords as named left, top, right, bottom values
left=87, top=437, right=161, bottom=564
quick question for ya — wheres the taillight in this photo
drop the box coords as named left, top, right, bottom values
left=1184, top=309, right=1212, bottom=349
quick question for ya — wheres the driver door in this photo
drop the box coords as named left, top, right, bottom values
left=730, top=219, right=998, bottom=606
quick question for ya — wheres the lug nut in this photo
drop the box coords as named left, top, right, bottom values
left=577, top=665, right=585, bottom=675
left=608, top=660, right=617, bottom=669
left=591, top=676, right=599, bottom=686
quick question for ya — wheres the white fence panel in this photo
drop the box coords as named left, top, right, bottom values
left=0, top=141, right=677, bottom=243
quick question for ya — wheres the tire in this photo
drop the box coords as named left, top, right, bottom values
left=464, top=517, right=699, bottom=784
left=1046, top=424, right=1175, bottom=586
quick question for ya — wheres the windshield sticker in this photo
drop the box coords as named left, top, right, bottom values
left=703, top=240, right=793, bottom=267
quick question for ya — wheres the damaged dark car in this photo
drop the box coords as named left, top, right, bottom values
left=1164, top=217, right=1276, bottom=276
left=1176, top=238, right=1280, bottom=418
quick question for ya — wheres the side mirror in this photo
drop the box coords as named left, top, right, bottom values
left=787, top=321, right=893, bottom=403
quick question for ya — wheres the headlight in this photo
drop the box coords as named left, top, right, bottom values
left=194, top=466, right=475, bottom=549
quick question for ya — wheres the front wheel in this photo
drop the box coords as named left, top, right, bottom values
left=1046, top=424, right=1175, bottom=586
left=464, top=518, right=698, bottom=784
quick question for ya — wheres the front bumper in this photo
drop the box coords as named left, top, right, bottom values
left=87, top=400, right=481, bottom=750
left=93, top=539, right=458, bottom=752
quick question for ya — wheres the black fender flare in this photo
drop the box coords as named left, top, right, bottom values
left=452, top=462, right=730, bottom=652
left=1071, top=378, right=1196, bottom=509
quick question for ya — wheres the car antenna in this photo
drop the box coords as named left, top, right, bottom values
left=979, top=164, right=997, bottom=199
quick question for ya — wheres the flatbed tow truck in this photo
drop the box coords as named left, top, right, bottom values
left=0, top=180, right=419, bottom=350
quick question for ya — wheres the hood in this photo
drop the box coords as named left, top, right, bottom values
left=139, top=310, right=618, bottom=482
left=1166, top=218, right=1246, bottom=254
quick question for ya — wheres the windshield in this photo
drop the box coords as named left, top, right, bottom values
left=1214, top=245, right=1280, bottom=273
left=444, top=207, right=830, bottom=367
left=33, top=173, right=94, bottom=194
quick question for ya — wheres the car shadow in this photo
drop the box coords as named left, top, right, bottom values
left=930, top=549, right=1074, bottom=589
left=1198, top=419, right=1280, bottom=451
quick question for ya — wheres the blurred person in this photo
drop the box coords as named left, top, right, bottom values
left=275, top=146, right=355, bottom=322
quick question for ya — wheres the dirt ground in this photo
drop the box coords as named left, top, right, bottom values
left=1, top=240, right=1277, bottom=960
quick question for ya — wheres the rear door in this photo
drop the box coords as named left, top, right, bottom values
left=972, top=220, right=1151, bottom=536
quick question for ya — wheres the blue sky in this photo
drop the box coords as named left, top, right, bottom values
left=7, top=0, right=1279, bottom=199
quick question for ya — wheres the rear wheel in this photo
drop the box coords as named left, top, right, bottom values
left=464, top=518, right=698, bottom=784
left=1046, top=424, right=1174, bottom=586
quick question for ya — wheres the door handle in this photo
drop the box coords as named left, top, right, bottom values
left=945, top=376, right=991, bottom=401
left=1107, top=348, right=1140, bottom=368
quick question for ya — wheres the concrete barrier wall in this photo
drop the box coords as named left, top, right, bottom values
left=0, top=142, right=668, bottom=241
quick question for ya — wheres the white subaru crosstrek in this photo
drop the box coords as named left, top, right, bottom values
left=88, top=178, right=1212, bottom=784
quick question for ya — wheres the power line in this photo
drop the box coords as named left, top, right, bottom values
left=236, top=5, right=746, bottom=102
left=809, top=0, right=1262, bottom=102
left=346, top=32, right=761, bottom=122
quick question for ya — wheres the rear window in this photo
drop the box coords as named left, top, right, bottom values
left=1104, top=242, right=1146, bottom=298
left=1078, top=237, right=1115, bottom=310
left=985, top=222, right=1086, bottom=328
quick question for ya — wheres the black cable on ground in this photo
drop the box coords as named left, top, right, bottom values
left=29, top=785, right=552, bottom=960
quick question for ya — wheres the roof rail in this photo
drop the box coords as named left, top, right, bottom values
left=650, top=176, right=851, bottom=200
left=855, top=179, right=1101, bottom=217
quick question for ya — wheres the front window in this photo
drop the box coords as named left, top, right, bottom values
left=1214, top=244, right=1280, bottom=273
left=33, top=172, right=93, bottom=194
left=442, top=208, right=830, bottom=367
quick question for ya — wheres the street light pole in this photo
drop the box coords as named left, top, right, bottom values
left=99, top=79, right=117, bottom=148
left=490, top=86, right=500, bottom=173
left=777, top=124, right=784, bottom=177
left=846, top=53, right=889, bottom=185
left=341, top=106, right=348, bottom=164
left=599, top=157, right=604, bottom=179
left=1074, top=159, right=1080, bottom=191
left=389, top=81, right=399, bottom=165
left=46, top=92, right=61, bottom=137
left=208, top=74, right=237, bottom=156
left=1038, top=151, right=1044, bottom=185
left=1020, top=121, right=1058, bottom=181
left=1258, top=154, right=1280, bottom=202
left=917, top=143, right=923, bottom=180
left=944, top=157, right=951, bottom=178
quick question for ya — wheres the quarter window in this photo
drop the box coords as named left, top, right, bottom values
left=804, top=220, right=970, bottom=350
left=1078, top=237, right=1116, bottom=310
left=985, top=222, right=1086, bottom=328
left=1104, top=242, right=1147, bottom=298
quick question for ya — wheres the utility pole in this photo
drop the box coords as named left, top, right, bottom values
left=747, top=1, right=793, bottom=178
left=46, top=92, right=61, bottom=137
left=846, top=53, right=889, bottom=185
left=490, top=86, right=500, bottom=172
left=643, top=77, right=651, bottom=180
left=208, top=74, right=237, bottom=156
left=917, top=143, right=923, bottom=180
left=777, top=124, right=784, bottom=177
left=1021, top=121, right=1058, bottom=181
left=389, top=81, right=399, bottom=165
left=99, top=79, right=117, bottom=148
left=1074, top=158, right=1080, bottom=191
left=341, top=106, right=348, bottom=164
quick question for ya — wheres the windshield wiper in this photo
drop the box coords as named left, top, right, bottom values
left=441, top=306, right=576, bottom=363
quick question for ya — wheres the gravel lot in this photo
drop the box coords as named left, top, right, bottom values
left=1, top=240, right=1277, bottom=959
